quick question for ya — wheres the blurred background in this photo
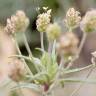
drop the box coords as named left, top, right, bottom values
left=1, top=0, right=96, bottom=96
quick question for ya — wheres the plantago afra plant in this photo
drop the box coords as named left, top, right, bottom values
left=2, top=7, right=96, bottom=96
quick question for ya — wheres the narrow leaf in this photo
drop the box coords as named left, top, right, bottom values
left=64, top=64, right=94, bottom=74
left=11, top=83, right=42, bottom=93
left=60, top=78, right=96, bottom=84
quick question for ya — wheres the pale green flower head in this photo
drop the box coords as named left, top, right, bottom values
left=80, top=10, right=96, bottom=33
left=46, top=23, right=61, bottom=41
left=65, top=8, right=81, bottom=29
left=5, top=10, right=29, bottom=34
left=14, top=10, right=29, bottom=32
left=36, top=8, right=52, bottom=32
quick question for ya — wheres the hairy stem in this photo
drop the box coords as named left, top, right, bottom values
left=48, top=42, right=52, bottom=54
left=40, top=32, right=44, bottom=51
left=11, top=35, right=33, bottom=76
left=23, top=33, right=33, bottom=58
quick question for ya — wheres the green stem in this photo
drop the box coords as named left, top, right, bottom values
left=48, top=42, right=52, bottom=54
left=40, top=32, right=44, bottom=51
left=23, top=33, right=33, bottom=58
left=11, top=35, right=33, bottom=76
left=78, top=32, right=87, bottom=55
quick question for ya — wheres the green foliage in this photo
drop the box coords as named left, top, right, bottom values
left=41, top=52, right=58, bottom=83
left=12, top=83, right=42, bottom=93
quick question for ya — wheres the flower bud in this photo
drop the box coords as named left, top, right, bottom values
left=46, top=23, right=61, bottom=41
left=56, top=32, right=79, bottom=55
left=8, top=58, right=26, bottom=82
left=80, top=10, right=96, bottom=33
left=36, top=9, right=52, bottom=32
left=5, top=10, right=29, bottom=34
left=65, top=8, right=81, bottom=29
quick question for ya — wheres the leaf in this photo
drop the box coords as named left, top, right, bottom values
left=25, top=58, right=38, bottom=75
left=47, top=62, right=58, bottom=81
left=33, top=57, right=45, bottom=70
left=41, top=52, right=51, bottom=67
left=41, top=51, right=58, bottom=82
left=35, top=48, right=45, bottom=53
left=9, top=55, right=31, bottom=61
left=26, top=72, right=49, bottom=84
left=40, top=41, right=58, bottom=83
left=59, top=78, right=96, bottom=84
left=63, top=64, right=94, bottom=74
left=49, top=41, right=58, bottom=81
left=51, top=40, right=57, bottom=62
left=11, top=83, right=42, bottom=93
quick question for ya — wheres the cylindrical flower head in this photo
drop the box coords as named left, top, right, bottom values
left=65, top=8, right=81, bottom=29
left=36, top=9, right=52, bottom=32
left=46, top=23, right=61, bottom=41
left=56, top=32, right=79, bottom=55
left=80, top=10, right=96, bottom=33
left=5, top=10, right=29, bottom=34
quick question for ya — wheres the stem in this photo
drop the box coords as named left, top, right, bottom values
left=69, top=66, right=95, bottom=96
left=78, top=31, right=87, bottom=55
left=11, top=35, right=33, bottom=76
left=48, top=42, right=52, bottom=54
left=23, top=33, right=33, bottom=58
left=23, top=33, right=41, bottom=72
left=66, top=32, right=87, bottom=69
left=40, top=32, right=44, bottom=51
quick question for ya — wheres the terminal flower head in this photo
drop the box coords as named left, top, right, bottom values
left=65, top=8, right=81, bottom=29
left=56, top=32, right=79, bottom=55
left=5, top=10, right=29, bottom=34
left=46, top=23, right=61, bottom=41
left=80, top=10, right=96, bottom=33
left=36, top=8, right=52, bottom=32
